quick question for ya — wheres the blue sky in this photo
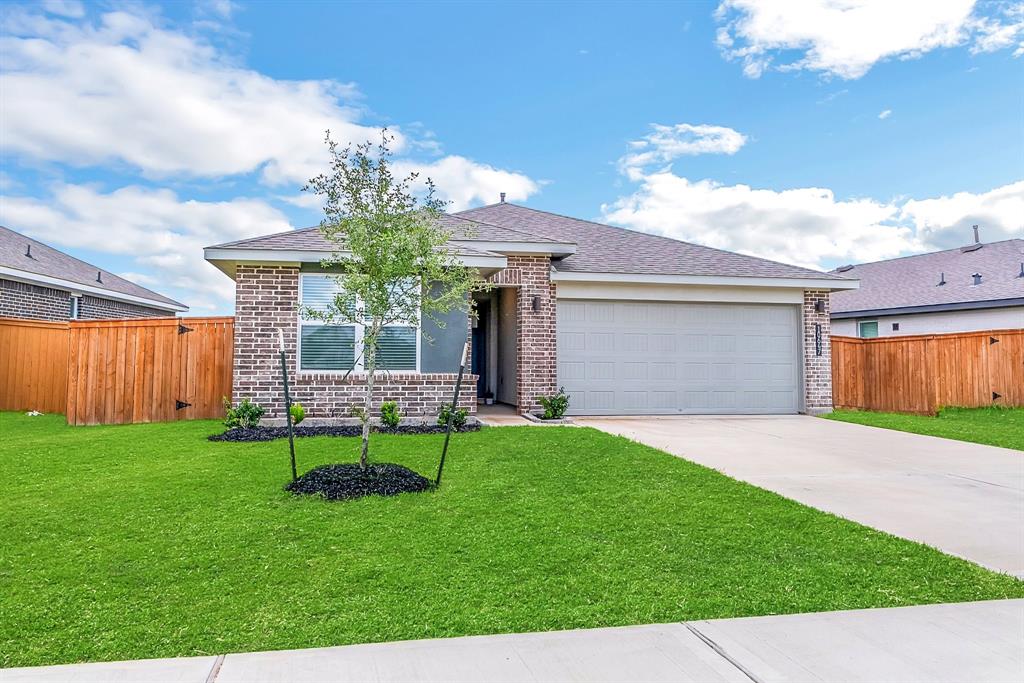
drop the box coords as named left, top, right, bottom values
left=1, top=0, right=1022, bottom=313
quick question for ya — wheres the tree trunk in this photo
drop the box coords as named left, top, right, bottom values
left=360, top=335, right=376, bottom=470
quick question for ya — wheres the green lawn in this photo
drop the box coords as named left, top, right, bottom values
left=2, top=413, right=1022, bottom=668
left=825, top=407, right=1024, bottom=451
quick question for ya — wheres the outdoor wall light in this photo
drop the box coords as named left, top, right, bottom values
left=532, top=295, right=541, bottom=312
left=814, top=300, right=825, bottom=313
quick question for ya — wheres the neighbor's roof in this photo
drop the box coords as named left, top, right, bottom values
left=456, top=203, right=850, bottom=281
left=0, top=225, right=186, bottom=311
left=829, top=238, right=1024, bottom=316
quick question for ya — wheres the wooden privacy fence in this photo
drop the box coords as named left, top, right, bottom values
left=0, top=318, right=70, bottom=414
left=832, top=328, right=1024, bottom=414
left=0, top=316, right=234, bottom=425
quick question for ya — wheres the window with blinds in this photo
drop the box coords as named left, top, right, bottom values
left=298, top=274, right=419, bottom=372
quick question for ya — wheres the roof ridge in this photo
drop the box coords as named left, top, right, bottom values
left=444, top=213, right=561, bottom=243
left=459, top=203, right=844, bottom=280
left=831, top=237, right=1024, bottom=271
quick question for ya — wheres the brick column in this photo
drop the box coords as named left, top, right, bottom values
left=233, top=265, right=300, bottom=416
left=802, top=289, right=833, bottom=414
left=509, top=255, right=557, bottom=415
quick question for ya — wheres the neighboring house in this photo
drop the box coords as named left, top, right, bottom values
left=205, top=202, right=857, bottom=418
left=830, top=237, right=1024, bottom=338
left=0, top=225, right=187, bottom=321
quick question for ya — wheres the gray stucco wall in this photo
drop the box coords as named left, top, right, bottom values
left=832, top=305, right=1024, bottom=337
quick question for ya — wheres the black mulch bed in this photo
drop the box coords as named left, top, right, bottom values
left=209, top=423, right=480, bottom=442
left=285, top=463, right=432, bottom=501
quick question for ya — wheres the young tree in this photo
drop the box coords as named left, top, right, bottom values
left=303, top=130, right=484, bottom=469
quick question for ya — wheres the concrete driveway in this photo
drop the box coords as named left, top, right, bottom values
left=577, top=415, right=1024, bottom=577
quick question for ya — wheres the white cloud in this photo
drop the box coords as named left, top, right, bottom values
left=394, top=156, right=540, bottom=212
left=40, top=0, right=84, bottom=19
left=899, top=181, right=1024, bottom=249
left=603, top=172, right=914, bottom=270
left=618, top=123, right=747, bottom=179
left=0, top=6, right=541, bottom=205
left=0, top=9, right=381, bottom=186
left=715, top=0, right=1024, bottom=80
left=602, top=163, right=1024, bottom=271
left=878, top=109, right=892, bottom=119
left=0, top=185, right=292, bottom=310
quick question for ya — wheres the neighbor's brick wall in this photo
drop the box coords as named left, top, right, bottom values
left=0, top=278, right=169, bottom=321
left=78, top=295, right=168, bottom=319
left=0, top=278, right=71, bottom=320
left=802, top=289, right=833, bottom=414
left=507, top=255, right=557, bottom=415
left=232, top=264, right=476, bottom=419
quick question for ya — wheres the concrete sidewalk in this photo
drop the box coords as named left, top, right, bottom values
left=5, top=600, right=1022, bottom=682
left=578, top=415, right=1024, bottom=577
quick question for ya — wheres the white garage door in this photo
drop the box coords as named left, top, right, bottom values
left=558, top=300, right=801, bottom=415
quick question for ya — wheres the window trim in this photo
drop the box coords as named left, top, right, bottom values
left=297, top=273, right=421, bottom=374
left=858, top=320, right=879, bottom=339
left=69, top=295, right=80, bottom=320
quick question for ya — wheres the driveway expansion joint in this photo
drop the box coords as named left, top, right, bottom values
left=684, top=622, right=764, bottom=683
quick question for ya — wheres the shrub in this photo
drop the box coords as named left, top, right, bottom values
left=380, top=401, right=402, bottom=429
left=537, top=387, right=570, bottom=420
left=437, top=404, right=468, bottom=430
left=289, top=402, right=306, bottom=426
left=224, top=397, right=265, bottom=429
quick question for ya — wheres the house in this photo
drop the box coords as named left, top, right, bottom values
left=204, top=202, right=857, bottom=418
left=830, top=237, right=1024, bottom=338
left=0, top=226, right=187, bottom=321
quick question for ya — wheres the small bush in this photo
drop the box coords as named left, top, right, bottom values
left=289, top=402, right=306, bottom=425
left=437, top=404, right=468, bottom=430
left=538, top=387, right=570, bottom=420
left=349, top=405, right=368, bottom=423
left=223, top=397, right=265, bottom=429
left=379, top=401, right=402, bottom=429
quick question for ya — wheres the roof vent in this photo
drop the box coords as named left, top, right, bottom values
left=1018, top=262, right=1024, bottom=278
left=971, top=272, right=982, bottom=286
left=961, top=242, right=983, bottom=253
left=24, top=244, right=33, bottom=258
left=972, top=224, right=980, bottom=244
left=499, top=192, right=506, bottom=204
left=937, top=272, right=946, bottom=286
left=96, top=270, right=103, bottom=283
left=835, top=264, right=854, bottom=273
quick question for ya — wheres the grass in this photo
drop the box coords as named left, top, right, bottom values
left=825, top=407, right=1024, bottom=451
left=1, top=413, right=1022, bottom=668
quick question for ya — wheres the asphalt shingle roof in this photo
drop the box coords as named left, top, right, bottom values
left=829, top=238, right=1024, bottom=314
left=209, top=214, right=561, bottom=251
left=456, top=203, right=849, bottom=281
left=208, top=203, right=850, bottom=283
left=0, top=225, right=185, bottom=309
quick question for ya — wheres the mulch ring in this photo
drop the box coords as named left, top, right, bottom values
left=209, top=423, right=480, bottom=442
left=285, top=463, right=432, bottom=501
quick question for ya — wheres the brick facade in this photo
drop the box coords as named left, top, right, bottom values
left=78, top=295, right=167, bottom=319
left=0, top=278, right=166, bottom=321
left=507, top=255, right=558, bottom=415
left=801, top=289, right=833, bottom=414
left=0, top=279, right=70, bottom=320
left=232, top=264, right=476, bottom=419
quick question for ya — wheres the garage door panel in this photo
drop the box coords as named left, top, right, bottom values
left=558, top=300, right=800, bottom=415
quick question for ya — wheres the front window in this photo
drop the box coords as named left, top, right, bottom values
left=858, top=320, right=879, bottom=338
left=298, top=274, right=419, bottom=372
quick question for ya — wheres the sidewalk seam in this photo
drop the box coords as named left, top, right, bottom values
left=684, top=622, right=763, bottom=683
left=204, top=654, right=225, bottom=683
